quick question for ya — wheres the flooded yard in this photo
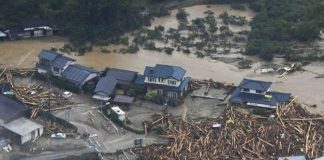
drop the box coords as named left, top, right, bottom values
left=0, top=4, right=324, bottom=114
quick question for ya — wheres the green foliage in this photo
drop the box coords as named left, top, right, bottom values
left=176, top=9, right=189, bottom=21
left=247, top=0, right=324, bottom=60
left=145, top=91, right=164, bottom=104
left=164, top=47, right=174, bottom=55
left=230, top=3, right=246, bottom=10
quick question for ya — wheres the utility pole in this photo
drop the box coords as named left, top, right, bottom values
left=47, top=75, right=51, bottom=112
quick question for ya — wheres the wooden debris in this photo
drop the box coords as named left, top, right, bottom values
left=136, top=103, right=324, bottom=160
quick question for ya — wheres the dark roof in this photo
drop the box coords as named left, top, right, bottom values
left=51, top=55, right=75, bottom=69
left=239, top=79, right=272, bottom=91
left=112, top=95, right=135, bottom=104
left=106, top=68, right=137, bottom=85
left=62, top=64, right=97, bottom=85
left=229, top=88, right=291, bottom=107
left=144, top=64, right=186, bottom=81
left=21, top=19, right=51, bottom=28
left=0, top=83, right=11, bottom=94
left=94, top=76, right=118, bottom=96
left=134, top=75, right=145, bottom=85
left=0, top=95, right=28, bottom=122
left=39, top=50, right=59, bottom=61
left=6, top=26, right=24, bottom=37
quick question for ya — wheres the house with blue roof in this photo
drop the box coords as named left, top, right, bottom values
left=142, top=64, right=191, bottom=98
left=37, top=50, right=98, bottom=88
left=229, top=79, right=291, bottom=109
left=37, top=50, right=75, bottom=77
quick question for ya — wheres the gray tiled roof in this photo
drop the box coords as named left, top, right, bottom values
left=51, top=55, right=75, bottom=69
left=62, top=64, right=97, bottom=85
left=112, top=95, right=135, bottom=104
left=144, top=64, right=186, bottom=81
left=94, top=76, right=118, bottom=96
left=106, top=68, right=137, bottom=85
left=239, top=78, right=272, bottom=91
left=39, top=50, right=59, bottom=61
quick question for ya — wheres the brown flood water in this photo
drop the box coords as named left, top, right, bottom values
left=0, top=4, right=324, bottom=113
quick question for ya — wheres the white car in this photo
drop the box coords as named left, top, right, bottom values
left=62, top=91, right=72, bottom=98
left=51, top=133, right=66, bottom=139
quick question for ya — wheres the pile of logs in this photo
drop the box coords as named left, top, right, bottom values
left=189, top=79, right=236, bottom=91
left=136, top=102, right=324, bottom=160
left=0, top=66, right=73, bottom=118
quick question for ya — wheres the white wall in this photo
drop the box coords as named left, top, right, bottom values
left=144, top=77, right=181, bottom=87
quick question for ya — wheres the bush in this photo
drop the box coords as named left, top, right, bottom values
left=176, top=9, right=189, bottom=21
left=100, top=47, right=110, bottom=53
left=230, top=3, right=246, bottom=10
left=145, top=91, right=164, bottom=104
left=164, top=47, right=174, bottom=55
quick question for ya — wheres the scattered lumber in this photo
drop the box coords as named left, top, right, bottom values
left=189, top=79, right=236, bottom=91
left=136, top=103, right=324, bottom=160
left=0, top=66, right=73, bottom=116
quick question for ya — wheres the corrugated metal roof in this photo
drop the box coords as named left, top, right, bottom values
left=62, top=64, right=97, bottom=85
left=112, top=95, right=135, bottom=104
left=94, top=76, right=118, bottom=96
left=106, top=68, right=137, bottom=85
left=3, top=117, right=42, bottom=136
left=144, top=64, right=186, bottom=81
left=239, top=79, right=272, bottom=91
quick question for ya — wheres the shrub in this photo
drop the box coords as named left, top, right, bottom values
left=230, top=3, right=246, bottom=10
left=176, top=9, right=189, bottom=21
left=164, top=47, right=174, bottom=55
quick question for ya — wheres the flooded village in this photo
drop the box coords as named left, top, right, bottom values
left=0, top=3, right=324, bottom=160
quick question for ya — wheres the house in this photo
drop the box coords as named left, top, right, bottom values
left=62, top=64, right=98, bottom=87
left=105, top=68, right=137, bottom=87
left=229, top=79, right=291, bottom=109
left=0, top=95, right=43, bottom=144
left=4, top=26, right=24, bottom=40
left=2, top=117, right=43, bottom=145
left=37, top=50, right=75, bottom=76
left=0, top=30, right=7, bottom=40
left=143, top=64, right=191, bottom=98
left=93, top=76, right=118, bottom=101
left=21, top=19, right=53, bottom=38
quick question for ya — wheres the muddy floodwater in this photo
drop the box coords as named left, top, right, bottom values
left=0, top=4, right=324, bottom=114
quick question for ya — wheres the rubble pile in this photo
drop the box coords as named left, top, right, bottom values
left=0, top=66, right=73, bottom=117
left=189, top=79, right=235, bottom=91
left=136, top=103, right=324, bottom=160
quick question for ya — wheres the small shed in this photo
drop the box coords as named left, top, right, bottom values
left=3, top=117, right=43, bottom=144
left=0, top=30, right=7, bottom=40
left=112, top=95, right=135, bottom=105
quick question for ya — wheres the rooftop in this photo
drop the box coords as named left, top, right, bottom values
left=94, top=76, right=118, bottom=96
left=112, top=95, right=135, bottom=104
left=105, top=68, right=137, bottom=85
left=3, top=117, right=42, bottom=136
left=239, top=78, right=272, bottom=91
left=229, top=88, right=291, bottom=108
left=39, top=50, right=59, bottom=61
left=51, top=55, right=75, bottom=69
left=62, top=64, right=97, bottom=85
left=144, top=64, right=186, bottom=81
left=0, top=95, right=28, bottom=122
left=21, top=19, right=51, bottom=28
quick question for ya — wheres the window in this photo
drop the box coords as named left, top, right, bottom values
left=53, top=67, right=60, bottom=73
left=256, top=90, right=262, bottom=94
left=158, top=78, right=163, bottom=82
left=148, top=77, right=156, bottom=82
left=168, top=80, right=177, bottom=85
left=242, top=88, right=249, bottom=92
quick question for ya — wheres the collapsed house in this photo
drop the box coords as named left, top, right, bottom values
left=229, top=78, right=291, bottom=109
left=141, top=64, right=191, bottom=98
left=37, top=50, right=98, bottom=89
left=0, top=95, right=43, bottom=144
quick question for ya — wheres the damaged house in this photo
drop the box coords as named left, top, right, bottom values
left=229, top=79, right=291, bottom=109
left=0, top=95, right=43, bottom=144
left=142, top=64, right=191, bottom=99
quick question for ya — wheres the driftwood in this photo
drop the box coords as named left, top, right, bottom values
left=0, top=66, right=73, bottom=117
left=136, top=103, right=324, bottom=160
